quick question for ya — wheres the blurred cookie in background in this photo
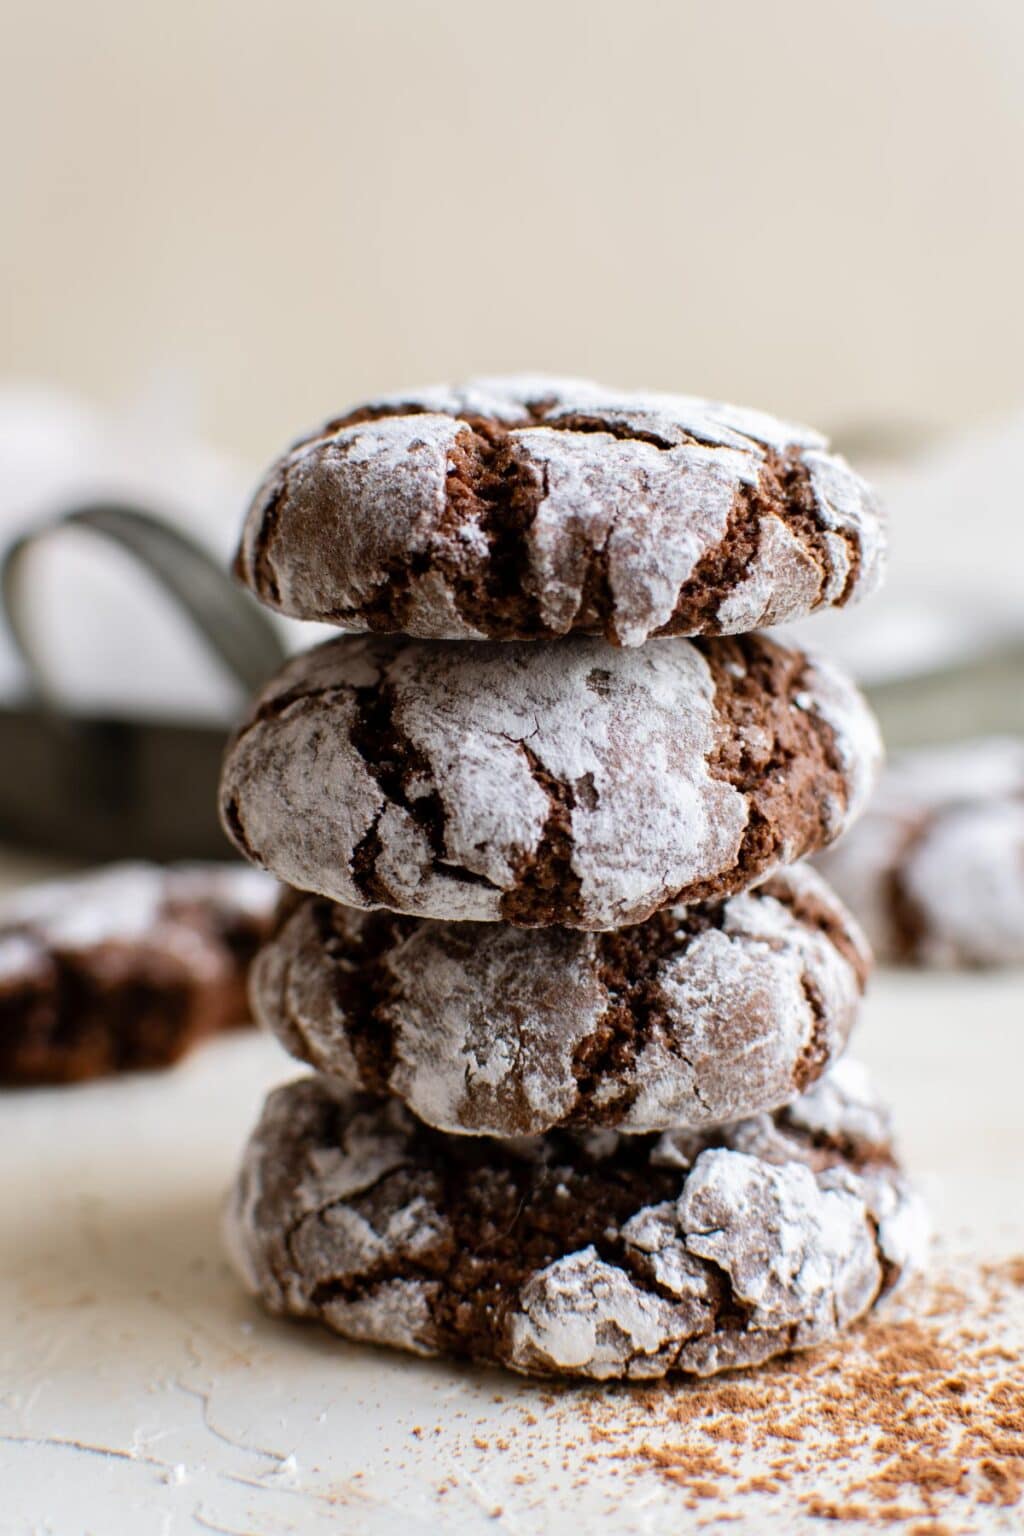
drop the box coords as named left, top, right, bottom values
left=814, top=737, right=1024, bottom=968
left=0, top=862, right=278, bottom=1084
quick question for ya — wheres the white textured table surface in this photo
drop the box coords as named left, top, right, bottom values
left=2, top=968, right=1022, bottom=1536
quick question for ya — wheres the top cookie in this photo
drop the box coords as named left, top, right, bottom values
left=235, top=376, right=884, bottom=646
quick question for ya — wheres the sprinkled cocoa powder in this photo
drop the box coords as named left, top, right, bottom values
left=549, top=1259, right=1024, bottom=1527
left=383, top=1257, right=1022, bottom=1533
left=411, top=1253, right=1019, bottom=1529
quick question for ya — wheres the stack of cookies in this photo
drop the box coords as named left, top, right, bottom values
left=219, top=378, right=926, bottom=1381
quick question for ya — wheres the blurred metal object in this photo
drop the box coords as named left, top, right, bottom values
left=0, top=502, right=286, bottom=860
left=0, top=705, right=240, bottom=860
left=866, top=640, right=1024, bottom=751
left=2, top=502, right=284, bottom=703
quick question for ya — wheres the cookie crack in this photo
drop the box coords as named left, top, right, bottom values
left=222, top=793, right=259, bottom=867
left=305, top=1264, right=441, bottom=1313
left=499, top=745, right=584, bottom=926
left=349, top=810, right=388, bottom=905
left=317, top=399, right=760, bottom=456
left=239, top=461, right=290, bottom=605
left=774, top=449, right=862, bottom=608
left=864, top=1209, right=900, bottom=1297
left=566, top=909, right=724, bottom=1125
left=660, top=449, right=844, bottom=636
left=347, top=679, right=500, bottom=902
left=243, top=680, right=353, bottom=733
left=442, top=419, right=547, bottom=635
left=315, top=551, right=435, bottom=633
left=458, top=1012, right=538, bottom=1137
left=792, top=971, right=832, bottom=1094
left=772, top=1108, right=897, bottom=1176
left=306, top=902, right=411, bottom=1090
left=540, top=411, right=682, bottom=451
left=676, top=1244, right=759, bottom=1339
left=686, top=1066, right=715, bottom=1118
left=665, top=635, right=853, bottom=908
left=318, top=411, right=550, bottom=638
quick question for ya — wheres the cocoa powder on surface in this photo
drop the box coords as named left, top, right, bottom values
left=561, top=1257, right=1024, bottom=1528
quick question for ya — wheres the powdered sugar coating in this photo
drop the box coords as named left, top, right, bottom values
left=253, top=865, right=870, bottom=1135
left=0, top=861, right=277, bottom=974
left=815, top=736, right=1024, bottom=967
left=236, top=376, right=885, bottom=646
left=225, top=1063, right=926, bottom=1381
left=219, top=632, right=881, bottom=929
left=790, top=648, right=882, bottom=828
left=783, top=1055, right=894, bottom=1149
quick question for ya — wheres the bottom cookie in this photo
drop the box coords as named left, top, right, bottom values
left=0, top=862, right=278, bottom=1084
left=226, top=1060, right=927, bottom=1381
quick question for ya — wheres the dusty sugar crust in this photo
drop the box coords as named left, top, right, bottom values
left=251, top=865, right=871, bottom=1136
left=219, top=632, right=881, bottom=930
left=224, top=1060, right=926, bottom=1381
left=0, top=862, right=278, bottom=1084
left=815, top=735, right=1024, bottom=967
left=234, top=375, right=885, bottom=647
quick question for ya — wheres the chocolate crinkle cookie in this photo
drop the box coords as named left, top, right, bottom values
left=233, top=376, right=885, bottom=646
left=815, top=736, right=1024, bottom=967
left=252, top=865, right=871, bottom=1136
left=219, top=631, right=881, bottom=930
left=0, top=862, right=279, bottom=1084
left=225, top=1059, right=927, bottom=1381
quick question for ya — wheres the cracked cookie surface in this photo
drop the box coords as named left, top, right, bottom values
left=815, top=735, right=1024, bottom=967
left=225, top=1059, right=926, bottom=1380
left=0, top=862, right=278, bottom=1084
left=253, top=865, right=870, bottom=1136
left=219, top=631, right=881, bottom=929
left=234, top=375, right=885, bottom=646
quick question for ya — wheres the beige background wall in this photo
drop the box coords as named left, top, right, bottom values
left=3, top=0, right=1023, bottom=460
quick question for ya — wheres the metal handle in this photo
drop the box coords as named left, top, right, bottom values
left=0, top=500, right=286, bottom=708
